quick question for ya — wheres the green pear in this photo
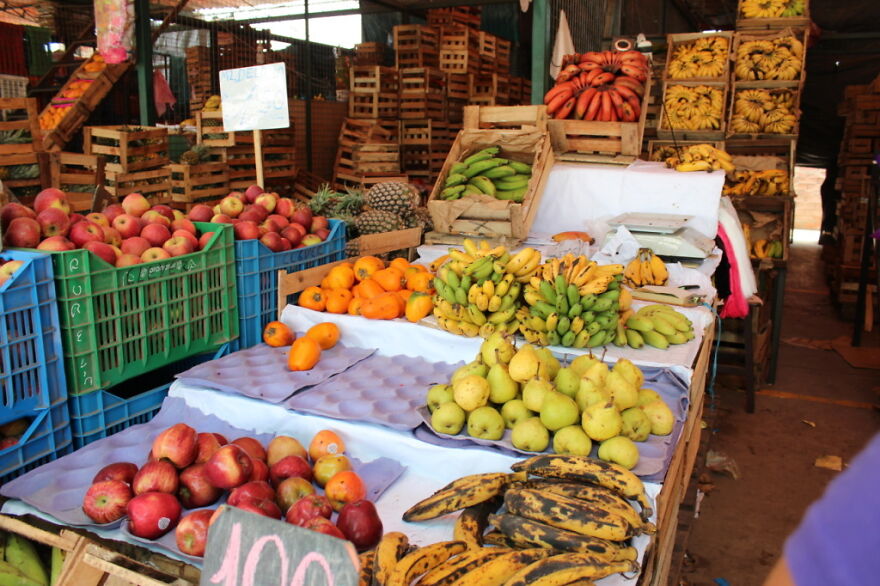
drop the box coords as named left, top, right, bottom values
left=552, top=425, right=592, bottom=456
left=480, top=331, right=516, bottom=367
left=487, top=363, right=519, bottom=404
left=612, top=358, right=644, bottom=389
left=467, top=406, right=505, bottom=440
left=501, top=399, right=533, bottom=429
left=570, top=354, right=599, bottom=377
left=431, top=402, right=466, bottom=435
left=509, top=345, right=541, bottom=383
left=641, top=399, right=674, bottom=435
left=581, top=401, right=622, bottom=442
left=522, top=378, right=554, bottom=412
left=451, top=360, right=488, bottom=385
left=554, top=367, right=580, bottom=398
left=539, top=391, right=580, bottom=432
left=620, top=407, right=652, bottom=442
left=536, top=348, right=560, bottom=380
left=637, top=388, right=663, bottom=406
left=582, top=361, right=609, bottom=388
left=452, top=374, right=490, bottom=412
left=598, top=436, right=640, bottom=470
left=426, top=384, right=454, bottom=413
left=575, top=378, right=610, bottom=411
left=606, top=371, right=638, bottom=411
left=511, top=417, right=550, bottom=452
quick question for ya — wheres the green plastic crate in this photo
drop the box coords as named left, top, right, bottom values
left=45, top=222, right=238, bottom=395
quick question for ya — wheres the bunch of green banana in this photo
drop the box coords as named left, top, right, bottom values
left=519, top=253, right=626, bottom=348
left=0, top=530, right=52, bottom=586
left=620, top=303, right=695, bottom=350
left=432, top=239, right=542, bottom=339
left=440, top=147, right=533, bottom=203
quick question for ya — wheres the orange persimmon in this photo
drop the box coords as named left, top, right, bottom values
left=298, top=286, right=326, bottom=311
left=353, top=256, right=384, bottom=281
left=405, top=270, right=433, bottom=293
left=405, top=292, right=433, bottom=322
left=263, top=321, right=295, bottom=347
left=347, top=297, right=363, bottom=316
left=306, top=322, right=341, bottom=350
left=373, top=267, right=405, bottom=292
left=288, top=337, right=322, bottom=371
left=360, top=292, right=402, bottom=320
left=353, top=278, right=384, bottom=300
left=389, top=257, right=410, bottom=272
left=325, top=288, right=353, bottom=314
left=323, top=264, right=356, bottom=290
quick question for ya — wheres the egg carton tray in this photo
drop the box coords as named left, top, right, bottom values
left=175, top=340, right=376, bottom=403
left=0, top=397, right=405, bottom=565
left=285, top=354, right=465, bottom=431
left=414, top=366, right=689, bottom=483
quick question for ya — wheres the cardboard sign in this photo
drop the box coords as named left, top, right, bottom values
left=202, top=506, right=359, bottom=586
left=219, top=63, right=290, bottom=132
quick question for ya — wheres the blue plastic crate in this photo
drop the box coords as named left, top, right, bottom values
left=0, top=249, right=67, bottom=426
left=231, top=219, right=346, bottom=349
left=68, top=344, right=230, bottom=448
left=0, top=399, right=72, bottom=485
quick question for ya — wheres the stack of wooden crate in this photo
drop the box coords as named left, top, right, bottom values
left=427, top=6, right=481, bottom=29
left=185, top=46, right=213, bottom=114
left=83, top=125, right=171, bottom=204
left=332, top=118, right=401, bottom=188
left=394, top=25, right=439, bottom=69
left=354, top=42, right=385, bottom=66
left=0, top=97, right=45, bottom=204
left=349, top=66, right=399, bottom=119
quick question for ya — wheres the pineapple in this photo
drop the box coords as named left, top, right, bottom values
left=364, top=182, right=418, bottom=216
left=403, top=207, right=433, bottom=232
left=354, top=209, right=404, bottom=235
left=180, top=144, right=211, bottom=165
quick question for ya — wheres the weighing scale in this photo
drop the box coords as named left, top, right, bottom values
left=606, top=212, right=715, bottom=261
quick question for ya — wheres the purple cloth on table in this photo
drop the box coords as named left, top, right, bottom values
left=784, top=432, right=880, bottom=586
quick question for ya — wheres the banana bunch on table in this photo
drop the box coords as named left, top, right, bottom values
left=620, top=304, right=695, bottom=350
left=624, top=248, right=669, bottom=287
left=440, top=147, right=533, bottom=203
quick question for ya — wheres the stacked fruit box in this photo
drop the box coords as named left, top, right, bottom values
left=399, top=68, right=448, bottom=185
left=185, top=46, right=213, bottom=113
left=426, top=6, right=482, bottom=29
left=332, top=118, right=400, bottom=188
left=0, top=98, right=45, bottom=203
left=439, top=25, right=481, bottom=77
left=394, top=25, right=440, bottom=69
left=349, top=66, right=399, bottom=119
left=167, top=162, right=229, bottom=210
left=735, top=0, right=810, bottom=31
left=83, top=126, right=172, bottom=204
left=399, top=67, right=446, bottom=119
left=354, top=42, right=385, bottom=66
left=0, top=250, right=72, bottom=483
left=47, top=152, right=105, bottom=213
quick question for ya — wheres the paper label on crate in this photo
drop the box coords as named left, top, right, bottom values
left=119, top=258, right=200, bottom=284
left=219, top=63, right=290, bottom=132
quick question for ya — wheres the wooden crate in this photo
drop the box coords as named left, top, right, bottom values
left=735, top=195, right=792, bottom=264
left=657, top=81, right=727, bottom=140
left=725, top=137, right=796, bottom=179
left=84, top=126, right=170, bottom=173
left=440, top=49, right=480, bottom=75
left=0, top=152, right=46, bottom=199
left=446, top=73, right=470, bottom=100
left=350, top=66, right=399, bottom=93
left=338, top=118, right=397, bottom=147
left=394, top=25, right=439, bottom=68
left=399, top=67, right=445, bottom=94
left=48, top=152, right=105, bottom=212
left=400, top=92, right=446, bottom=120
left=732, top=28, right=809, bottom=83
left=400, top=119, right=452, bottom=147
left=663, top=32, right=734, bottom=82
left=727, top=82, right=802, bottom=140
left=104, top=167, right=171, bottom=202
left=735, top=0, right=810, bottom=31
left=334, top=143, right=400, bottom=187
left=478, top=32, right=497, bottom=60
left=646, top=140, right=726, bottom=162
left=396, top=48, right=440, bottom=69
left=226, top=145, right=296, bottom=188
left=357, top=173, right=411, bottom=191
left=401, top=145, right=447, bottom=183
left=496, top=38, right=512, bottom=72
left=348, top=93, right=399, bottom=119
left=428, top=106, right=553, bottom=240
left=427, top=6, right=481, bottom=29
left=168, top=162, right=229, bottom=205
left=196, top=110, right=233, bottom=147
left=468, top=73, right=504, bottom=99
left=549, top=79, right=652, bottom=164
left=0, top=98, right=41, bottom=155
left=354, top=42, right=385, bottom=66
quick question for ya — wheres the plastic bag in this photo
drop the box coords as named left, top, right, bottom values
left=94, top=0, right=133, bottom=64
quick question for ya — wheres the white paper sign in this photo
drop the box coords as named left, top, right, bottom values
left=218, top=63, right=289, bottom=132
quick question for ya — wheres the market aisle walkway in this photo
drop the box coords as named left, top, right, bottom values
left=681, top=241, right=879, bottom=585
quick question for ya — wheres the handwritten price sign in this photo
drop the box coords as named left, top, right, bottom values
left=202, top=507, right=359, bottom=586
left=218, top=63, right=290, bottom=132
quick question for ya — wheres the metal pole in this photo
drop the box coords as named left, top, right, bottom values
left=135, top=0, right=155, bottom=125
left=530, top=0, right=550, bottom=104
left=304, top=0, right=313, bottom=172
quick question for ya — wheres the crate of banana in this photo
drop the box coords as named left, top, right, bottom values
left=658, top=82, right=726, bottom=139
left=438, top=147, right=534, bottom=203
left=664, top=32, right=732, bottom=81
left=647, top=140, right=725, bottom=163
left=659, top=143, right=735, bottom=172
left=736, top=0, right=809, bottom=30
left=366, top=456, right=655, bottom=585
left=519, top=254, right=626, bottom=348
left=732, top=30, right=806, bottom=82
left=751, top=238, right=784, bottom=259
left=624, top=248, right=668, bottom=288
left=618, top=304, right=695, bottom=350
left=432, top=239, right=542, bottom=338
left=728, top=86, right=800, bottom=137
left=723, top=168, right=790, bottom=196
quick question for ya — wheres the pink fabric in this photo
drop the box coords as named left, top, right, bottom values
left=718, top=223, right=749, bottom=318
left=153, top=70, right=176, bottom=117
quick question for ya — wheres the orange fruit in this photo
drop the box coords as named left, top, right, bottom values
left=309, top=429, right=346, bottom=462
left=324, top=470, right=366, bottom=511
left=306, top=322, right=340, bottom=350
left=263, top=321, right=295, bottom=347
left=287, top=337, right=321, bottom=371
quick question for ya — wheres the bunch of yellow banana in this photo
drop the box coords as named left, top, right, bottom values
left=723, top=169, right=790, bottom=196
left=432, top=239, right=541, bottom=339
left=662, top=84, right=724, bottom=131
left=519, top=255, right=625, bottom=348
left=202, top=94, right=222, bottom=111
left=734, top=35, right=804, bottom=81
left=624, top=248, right=669, bottom=287
left=741, top=0, right=805, bottom=19
left=0, top=530, right=54, bottom=585
left=752, top=239, right=784, bottom=259
left=619, top=304, right=694, bottom=350
left=662, top=143, right=735, bottom=172
left=667, top=35, right=729, bottom=79
left=730, top=88, right=798, bottom=135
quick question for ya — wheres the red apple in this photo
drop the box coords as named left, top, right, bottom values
left=110, top=245, right=123, bottom=259
left=205, top=444, right=253, bottom=489
left=178, top=463, right=223, bottom=509
left=86, top=212, right=109, bottom=228
left=69, top=221, right=104, bottom=248
left=275, top=198, right=294, bottom=219
left=233, top=220, right=260, bottom=240
left=36, top=207, right=71, bottom=238
left=228, top=481, right=276, bottom=507
left=210, top=214, right=233, bottom=224
left=259, top=218, right=281, bottom=235
left=175, top=509, right=213, bottom=557
left=69, top=213, right=85, bottom=224
left=281, top=225, right=304, bottom=246
left=141, top=210, right=171, bottom=228
left=187, top=204, right=214, bottom=223
left=163, top=236, right=194, bottom=257
left=313, top=455, right=352, bottom=488
left=301, top=234, right=323, bottom=247
left=37, top=236, right=75, bottom=252
left=0, top=202, right=36, bottom=230
left=255, top=193, right=277, bottom=213
left=278, top=238, right=292, bottom=251
left=92, top=462, right=139, bottom=485
left=267, top=436, right=308, bottom=467
left=152, top=205, right=175, bottom=221
left=292, top=207, right=313, bottom=231
left=311, top=216, right=329, bottom=232
left=140, top=223, right=171, bottom=247
left=116, top=254, right=143, bottom=267
left=112, top=214, right=142, bottom=239
left=234, top=498, right=282, bottom=520
left=132, top=460, right=179, bottom=495
left=269, top=455, right=313, bottom=486
left=127, top=492, right=181, bottom=539
left=0, top=437, right=18, bottom=449
left=173, top=210, right=185, bottom=222
left=198, top=232, right=215, bottom=250
left=141, top=247, right=171, bottom=263
left=4, top=217, right=42, bottom=248
left=314, top=228, right=330, bottom=240
left=259, top=232, right=284, bottom=252
left=172, top=229, right=199, bottom=249
left=152, top=423, right=198, bottom=468
left=219, top=195, right=244, bottom=218
left=227, top=191, right=245, bottom=202
left=171, top=217, right=197, bottom=235
left=101, top=226, right=122, bottom=247
left=232, top=437, right=267, bottom=462
left=244, top=184, right=263, bottom=203
left=239, top=208, right=266, bottom=224
left=121, top=236, right=151, bottom=257
left=336, top=500, right=383, bottom=551
left=82, top=480, right=132, bottom=524
left=34, top=188, right=70, bottom=216
left=304, top=516, right=345, bottom=539
left=212, top=433, right=229, bottom=445
left=275, top=477, right=316, bottom=514
left=249, top=458, right=270, bottom=483
left=267, top=214, right=289, bottom=230
left=122, top=193, right=151, bottom=217
left=83, top=241, right=117, bottom=265
left=103, top=204, right=125, bottom=223
left=194, top=432, right=223, bottom=464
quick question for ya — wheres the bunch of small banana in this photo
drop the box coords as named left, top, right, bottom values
left=519, top=254, right=626, bottom=348
left=723, top=169, right=790, bottom=196
left=440, top=147, right=533, bottom=203
left=0, top=530, right=55, bottom=585
left=662, top=143, right=735, bottom=172
left=619, top=304, right=694, bottom=350
left=662, top=84, right=724, bottom=131
left=433, top=240, right=542, bottom=338
left=666, top=35, right=729, bottom=80
left=730, top=88, right=798, bottom=135
left=734, top=35, right=804, bottom=81
left=752, top=239, right=784, bottom=259
left=624, top=248, right=669, bottom=287
left=740, top=0, right=805, bottom=19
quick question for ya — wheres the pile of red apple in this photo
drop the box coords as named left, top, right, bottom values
left=82, top=424, right=384, bottom=557
left=0, top=189, right=216, bottom=267
left=190, top=184, right=331, bottom=250
left=0, top=258, right=25, bottom=288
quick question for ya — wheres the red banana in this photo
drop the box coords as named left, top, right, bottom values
left=556, top=97, right=576, bottom=119
left=546, top=89, right=574, bottom=114
left=575, top=87, right=598, bottom=119
left=585, top=89, right=603, bottom=121
left=600, top=90, right=613, bottom=121
left=591, top=72, right=615, bottom=87
left=620, top=64, right=648, bottom=82
left=609, top=106, right=619, bottom=121
left=543, top=82, right=574, bottom=105
left=578, top=61, right=603, bottom=71
left=625, top=94, right=641, bottom=118
left=614, top=76, right=645, bottom=96
left=620, top=102, right=637, bottom=122
left=607, top=87, right=626, bottom=119
left=580, top=72, right=590, bottom=86
left=602, top=50, right=615, bottom=65
left=611, top=82, right=639, bottom=102
left=580, top=51, right=605, bottom=65
left=583, top=68, right=603, bottom=86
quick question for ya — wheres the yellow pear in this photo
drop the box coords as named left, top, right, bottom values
left=536, top=348, right=560, bottom=380
left=606, top=371, right=638, bottom=411
left=509, top=344, right=541, bottom=383
left=570, top=354, right=600, bottom=377
left=613, top=358, right=644, bottom=389
left=452, top=375, right=491, bottom=412
left=480, top=331, right=516, bottom=367
left=582, top=361, right=609, bottom=388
